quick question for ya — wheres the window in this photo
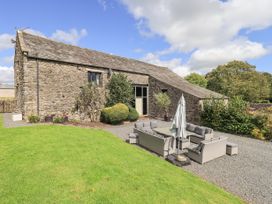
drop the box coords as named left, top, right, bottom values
left=161, top=89, right=168, bottom=93
left=88, top=72, right=101, bottom=86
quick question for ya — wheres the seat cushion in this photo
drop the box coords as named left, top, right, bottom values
left=150, top=120, right=158, bottom=129
left=195, top=126, right=205, bottom=136
left=135, top=122, right=144, bottom=129
left=142, top=127, right=154, bottom=134
left=143, top=121, right=150, bottom=128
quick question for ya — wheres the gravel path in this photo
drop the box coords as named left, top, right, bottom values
left=2, top=113, right=34, bottom=128
left=105, top=121, right=272, bottom=204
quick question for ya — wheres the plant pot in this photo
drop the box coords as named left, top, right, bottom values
left=164, top=115, right=170, bottom=121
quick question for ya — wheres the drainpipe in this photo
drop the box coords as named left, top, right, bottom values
left=36, top=54, right=40, bottom=116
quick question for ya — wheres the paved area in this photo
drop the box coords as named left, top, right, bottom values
left=2, top=113, right=34, bottom=128
left=105, top=121, right=272, bottom=204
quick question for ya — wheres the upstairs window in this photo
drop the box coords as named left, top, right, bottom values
left=88, top=72, right=101, bottom=86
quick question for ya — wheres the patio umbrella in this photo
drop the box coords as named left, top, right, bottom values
left=171, top=94, right=186, bottom=153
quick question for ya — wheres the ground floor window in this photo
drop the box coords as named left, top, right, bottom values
left=132, top=85, right=148, bottom=115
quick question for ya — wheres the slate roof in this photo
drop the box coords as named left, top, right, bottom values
left=17, top=31, right=225, bottom=99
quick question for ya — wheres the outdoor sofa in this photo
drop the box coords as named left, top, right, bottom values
left=186, top=123, right=214, bottom=144
left=187, top=136, right=228, bottom=164
left=133, top=121, right=176, bottom=157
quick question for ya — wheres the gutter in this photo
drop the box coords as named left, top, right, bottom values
left=36, top=55, right=40, bottom=116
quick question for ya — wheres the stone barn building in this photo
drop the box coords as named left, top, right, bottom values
left=14, top=31, right=225, bottom=123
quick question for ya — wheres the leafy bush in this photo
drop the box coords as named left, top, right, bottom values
left=201, top=97, right=257, bottom=135
left=28, top=115, right=40, bottom=123
left=101, top=103, right=129, bottom=125
left=251, top=128, right=266, bottom=140
left=127, top=106, right=139, bottom=121
left=74, top=84, right=105, bottom=121
left=53, top=116, right=65, bottom=124
left=106, top=73, right=133, bottom=106
left=154, top=92, right=171, bottom=120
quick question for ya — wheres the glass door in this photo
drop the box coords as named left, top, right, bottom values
left=133, top=86, right=148, bottom=116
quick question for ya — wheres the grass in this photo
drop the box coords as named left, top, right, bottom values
left=0, top=114, right=243, bottom=203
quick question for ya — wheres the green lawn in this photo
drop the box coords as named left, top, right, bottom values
left=0, top=114, right=243, bottom=204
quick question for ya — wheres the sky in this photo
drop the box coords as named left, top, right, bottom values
left=1, top=0, right=272, bottom=84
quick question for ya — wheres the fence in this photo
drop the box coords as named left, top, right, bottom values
left=0, top=99, right=16, bottom=113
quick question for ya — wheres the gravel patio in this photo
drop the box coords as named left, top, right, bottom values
left=105, top=121, right=272, bottom=204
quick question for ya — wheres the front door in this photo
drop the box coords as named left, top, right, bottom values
left=133, top=86, right=148, bottom=116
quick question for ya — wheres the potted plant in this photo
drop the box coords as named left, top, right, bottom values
left=154, top=92, right=171, bottom=121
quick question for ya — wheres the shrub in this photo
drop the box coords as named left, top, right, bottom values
left=28, top=115, right=40, bottom=123
left=106, top=73, right=133, bottom=106
left=127, top=106, right=139, bottom=121
left=53, top=116, right=65, bottom=124
left=74, top=84, right=105, bottom=121
left=101, top=103, right=129, bottom=125
left=154, top=92, right=171, bottom=120
left=201, top=97, right=255, bottom=135
left=251, top=128, right=266, bottom=140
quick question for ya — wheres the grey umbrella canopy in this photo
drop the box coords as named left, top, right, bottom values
left=171, top=95, right=186, bottom=152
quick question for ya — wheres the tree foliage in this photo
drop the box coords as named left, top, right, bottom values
left=106, top=73, right=133, bottom=106
left=206, top=60, right=270, bottom=102
left=201, top=96, right=269, bottom=138
left=185, top=73, right=208, bottom=88
left=154, top=92, right=171, bottom=116
left=74, top=84, right=105, bottom=121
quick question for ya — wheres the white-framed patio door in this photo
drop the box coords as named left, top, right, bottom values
left=133, top=86, right=148, bottom=116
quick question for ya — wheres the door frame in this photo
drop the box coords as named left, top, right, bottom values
left=133, top=85, right=149, bottom=116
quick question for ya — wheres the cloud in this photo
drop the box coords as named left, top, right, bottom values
left=97, top=0, right=107, bottom=10
left=51, top=29, right=88, bottom=45
left=142, top=52, right=191, bottom=76
left=24, top=29, right=46, bottom=37
left=23, top=28, right=88, bottom=45
left=121, top=0, right=272, bottom=72
left=0, top=34, right=14, bottom=51
left=189, top=39, right=268, bottom=70
left=0, top=66, right=14, bottom=84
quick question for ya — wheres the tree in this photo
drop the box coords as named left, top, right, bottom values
left=206, top=60, right=270, bottom=102
left=185, top=73, right=208, bottom=88
left=106, top=73, right=133, bottom=106
left=74, top=84, right=105, bottom=121
left=154, top=92, right=171, bottom=120
left=263, top=72, right=272, bottom=100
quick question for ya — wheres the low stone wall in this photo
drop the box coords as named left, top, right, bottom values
left=0, top=99, right=16, bottom=113
left=250, top=103, right=272, bottom=110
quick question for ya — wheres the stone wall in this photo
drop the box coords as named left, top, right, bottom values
left=16, top=54, right=149, bottom=120
left=149, top=76, right=201, bottom=124
left=14, top=36, right=25, bottom=114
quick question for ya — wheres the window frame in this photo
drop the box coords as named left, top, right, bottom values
left=88, top=71, right=102, bottom=86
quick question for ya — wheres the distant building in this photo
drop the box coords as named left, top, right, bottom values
left=0, top=84, right=14, bottom=98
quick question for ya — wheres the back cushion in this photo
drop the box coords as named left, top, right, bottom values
left=150, top=120, right=158, bottom=129
left=135, top=122, right=144, bottom=129
left=195, top=126, right=206, bottom=136
left=205, top=128, right=213, bottom=134
left=143, top=121, right=150, bottom=128
left=187, top=124, right=196, bottom=132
